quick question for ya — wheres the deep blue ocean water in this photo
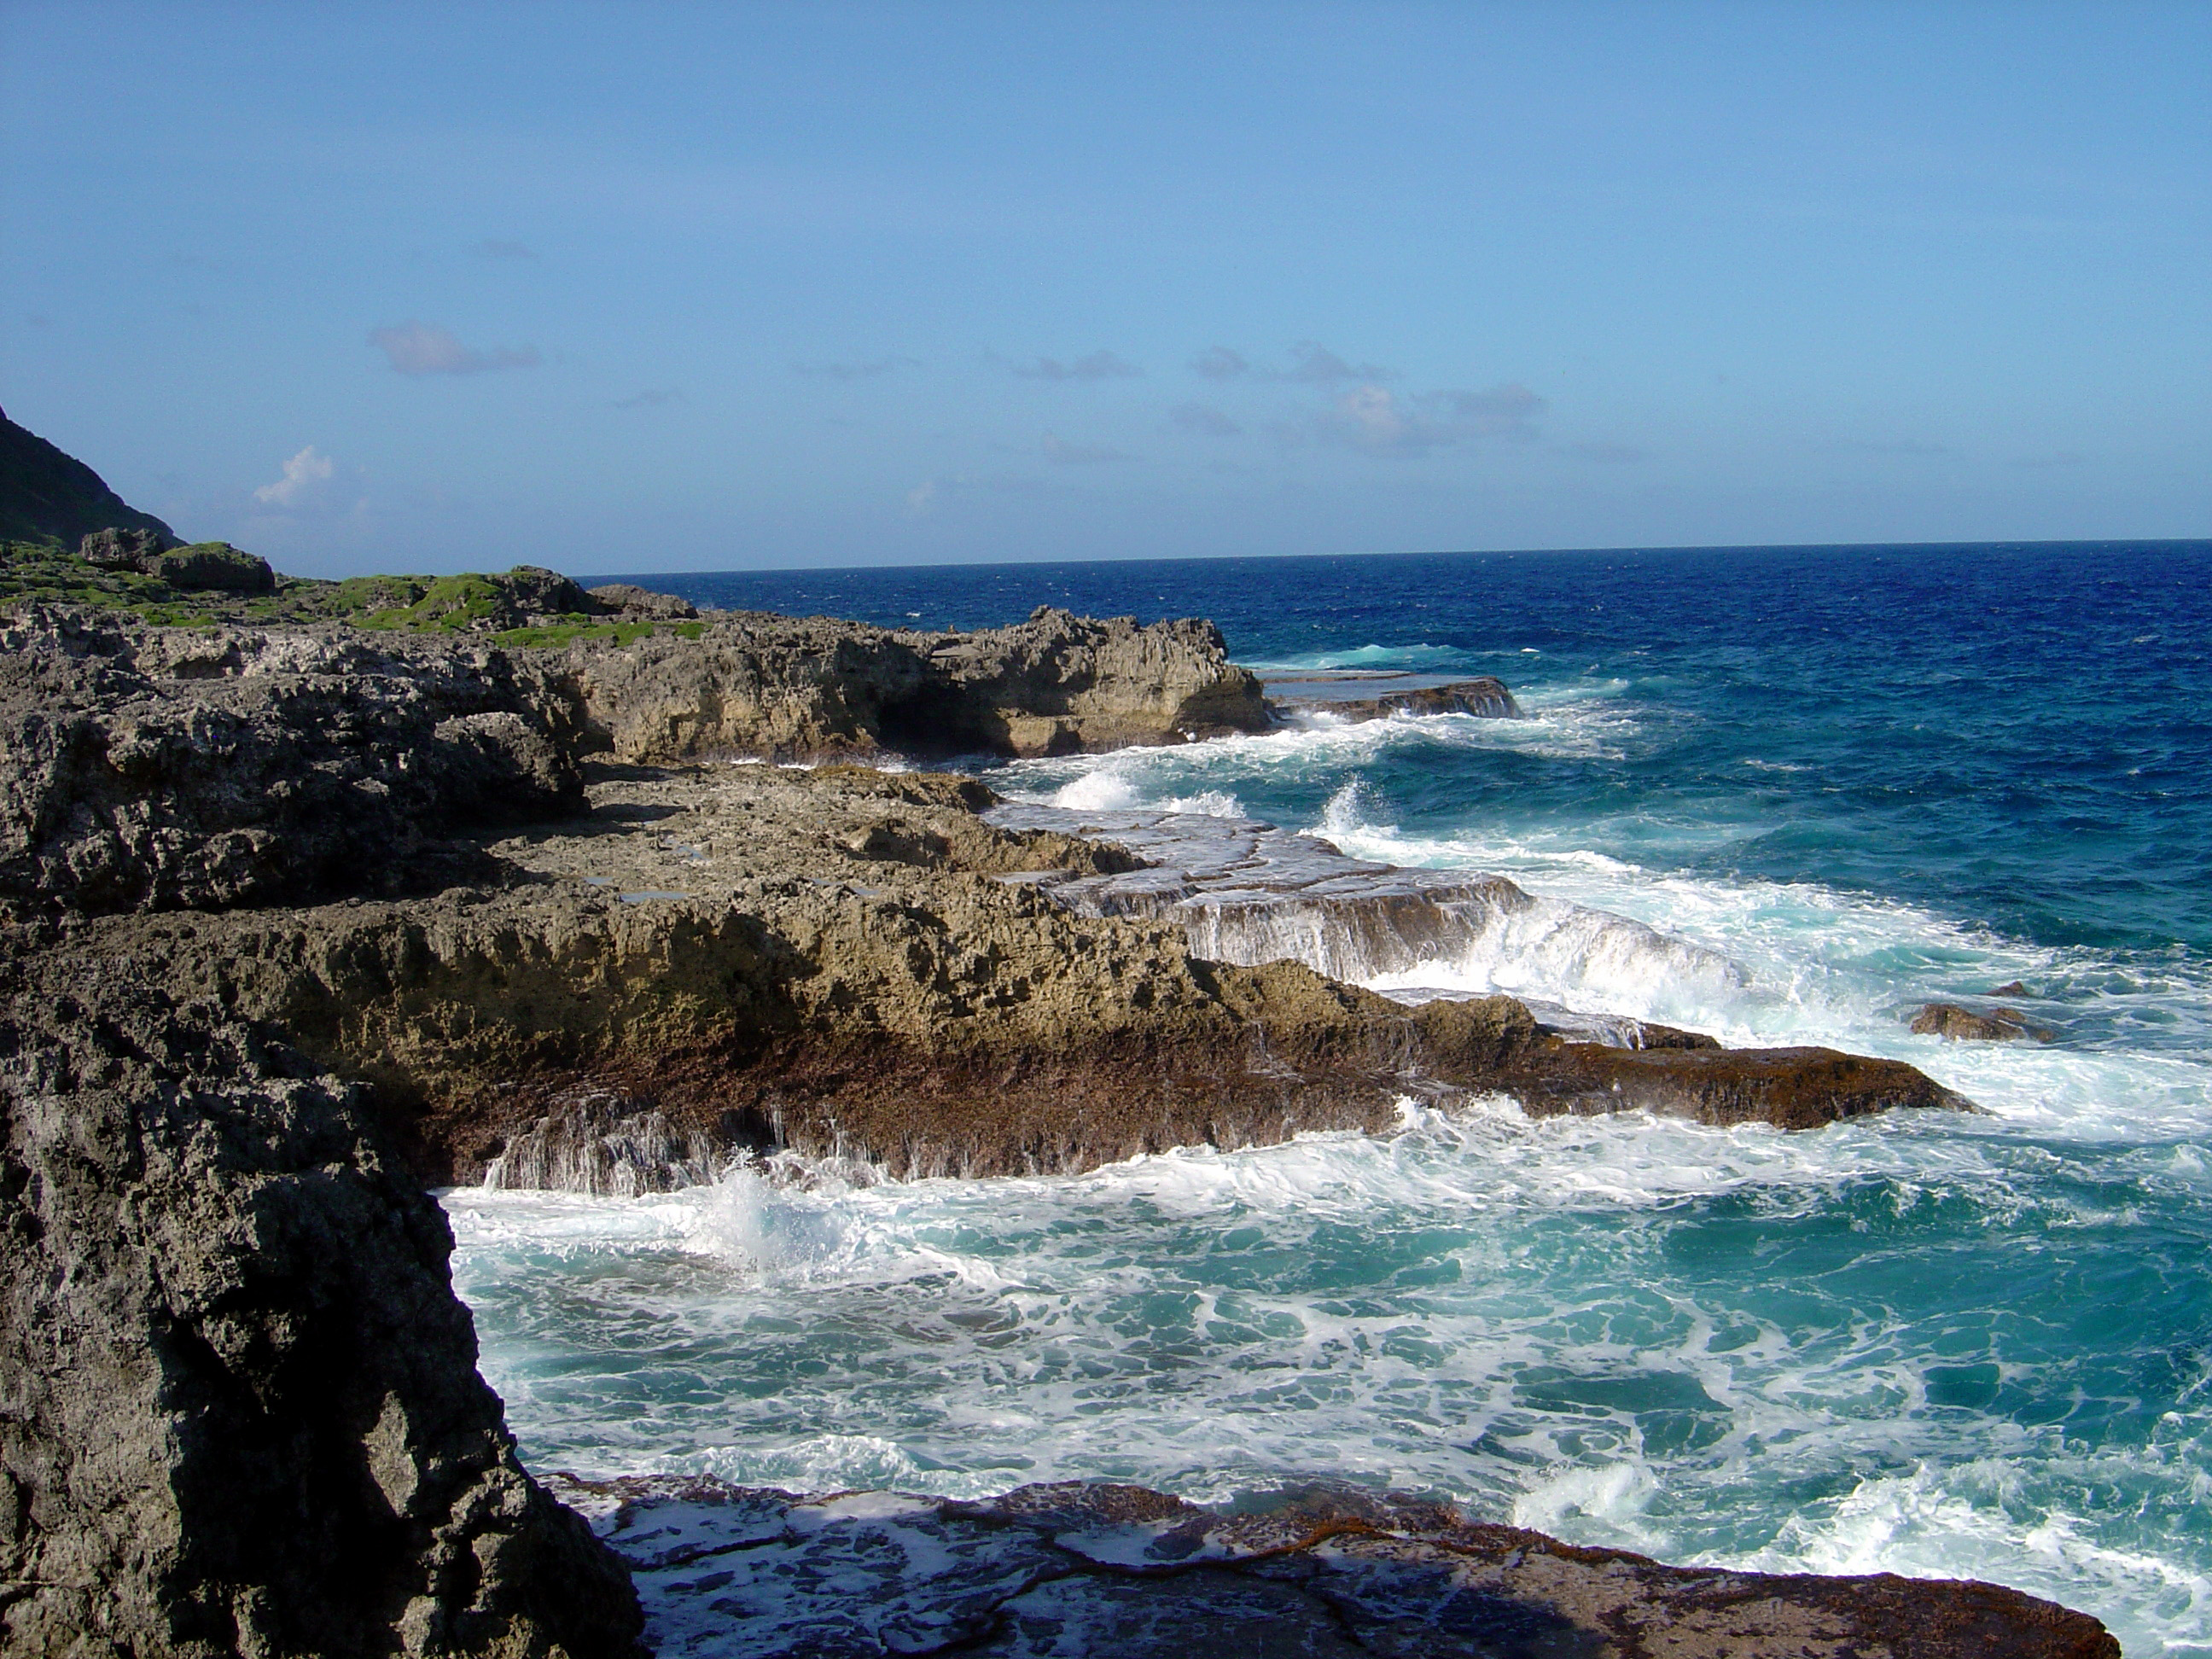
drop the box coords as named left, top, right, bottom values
left=457, top=543, right=2212, bottom=1652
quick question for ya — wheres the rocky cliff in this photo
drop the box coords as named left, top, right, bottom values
left=0, top=974, right=643, bottom=1657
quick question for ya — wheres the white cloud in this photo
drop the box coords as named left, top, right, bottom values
left=253, top=445, right=335, bottom=507
left=1190, top=346, right=1249, bottom=380
left=905, top=480, right=939, bottom=516
left=368, top=320, right=540, bottom=375
left=1310, top=381, right=1547, bottom=455
left=1279, top=342, right=1393, bottom=386
left=1011, top=350, right=1140, bottom=382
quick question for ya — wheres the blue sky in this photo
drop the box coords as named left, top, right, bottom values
left=3, top=2, right=2204, bottom=577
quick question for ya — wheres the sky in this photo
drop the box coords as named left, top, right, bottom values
left=2, top=2, right=2206, bottom=577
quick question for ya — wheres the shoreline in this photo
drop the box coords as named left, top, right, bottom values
left=0, top=586, right=2116, bottom=1656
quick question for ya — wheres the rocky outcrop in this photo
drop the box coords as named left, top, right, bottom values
left=1912, top=1002, right=2057, bottom=1042
left=49, top=764, right=1965, bottom=1192
left=0, top=609, right=585, bottom=915
left=568, top=603, right=1271, bottom=762
left=559, top=1475, right=2118, bottom=1658
left=1295, top=675, right=1522, bottom=722
left=0, top=975, right=643, bottom=1657
left=81, top=534, right=275, bottom=592
left=585, top=583, right=696, bottom=620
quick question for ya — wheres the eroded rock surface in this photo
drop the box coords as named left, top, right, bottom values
left=570, top=603, right=1270, bottom=762
left=552, top=1476, right=2117, bottom=1659
left=0, top=976, right=643, bottom=1657
left=1294, top=675, right=1523, bottom=722
left=0, top=608, right=585, bottom=913
left=45, top=764, right=1967, bottom=1195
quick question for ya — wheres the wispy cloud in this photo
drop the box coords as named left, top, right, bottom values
left=794, top=355, right=922, bottom=380
left=369, top=321, right=540, bottom=376
left=2011, top=451, right=2087, bottom=469
left=613, top=387, right=682, bottom=409
left=1190, top=346, right=1249, bottom=381
left=1309, top=382, right=1547, bottom=455
left=1170, top=403, right=1243, bottom=436
left=253, top=445, right=335, bottom=507
left=474, top=239, right=538, bottom=260
left=905, top=480, right=939, bottom=517
left=1042, top=433, right=1132, bottom=463
left=1010, top=350, right=1140, bottom=382
left=1190, top=342, right=1393, bottom=386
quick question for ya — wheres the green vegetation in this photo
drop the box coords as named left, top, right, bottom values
left=0, top=541, right=675, bottom=649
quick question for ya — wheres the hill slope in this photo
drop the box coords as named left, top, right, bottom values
left=0, top=406, right=177, bottom=548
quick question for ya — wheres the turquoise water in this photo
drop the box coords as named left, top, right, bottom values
left=457, top=543, right=2212, bottom=1651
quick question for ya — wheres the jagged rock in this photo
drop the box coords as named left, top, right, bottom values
left=147, top=541, right=276, bottom=593
left=1300, top=675, right=1523, bottom=721
left=55, top=764, right=1969, bottom=1189
left=1912, top=1002, right=2058, bottom=1042
left=80, top=524, right=172, bottom=571
left=555, top=1475, right=2118, bottom=1659
left=585, top=582, right=696, bottom=620
left=1988, top=981, right=2030, bottom=998
left=0, top=609, right=585, bottom=915
left=493, top=564, right=596, bottom=620
left=568, top=603, right=1271, bottom=762
left=0, top=979, right=644, bottom=1658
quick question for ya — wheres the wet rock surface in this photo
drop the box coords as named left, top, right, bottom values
left=1912, top=1001, right=2058, bottom=1042
left=1290, top=674, right=1523, bottom=722
left=550, top=1476, right=2117, bottom=1659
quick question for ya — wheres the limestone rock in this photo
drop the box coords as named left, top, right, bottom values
left=567, top=603, right=1271, bottom=762
left=80, top=525, right=172, bottom=571
left=585, top=582, right=696, bottom=620
left=147, top=541, right=276, bottom=593
left=0, top=979, right=644, bottom=1658
left=1912, top=1002, right=2058, bottom=1042
left=0, top=609, right=585, bottom=915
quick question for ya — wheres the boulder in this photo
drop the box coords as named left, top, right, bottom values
left=1912, top=1002, right=2057, bottom=1042
left=147, top=540, right=277, bottom=593
left=586, top=581, right=696, bottom=620
left=79, top=525, right=171, bottom=571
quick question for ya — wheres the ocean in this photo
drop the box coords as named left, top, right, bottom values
left=449, top=541, right=2211, bottom=1653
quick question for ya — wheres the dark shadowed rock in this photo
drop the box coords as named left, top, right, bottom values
left=1912, top=1002, right=2058, bottom=1042
left=147, top=541, right=276, bottom=592
left=554, top=1475, right=2118, bottom=1659
left=1301, top=675, right=1523, bottom=722
left=1988, top=981, right=2030, bottom=998
left=0, top=979, right=644, bottom=1658
left=81, top=525, right=172, bottom=571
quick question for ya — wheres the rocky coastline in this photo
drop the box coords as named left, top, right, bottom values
left=0, top=582, right=2111, bottom=1656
